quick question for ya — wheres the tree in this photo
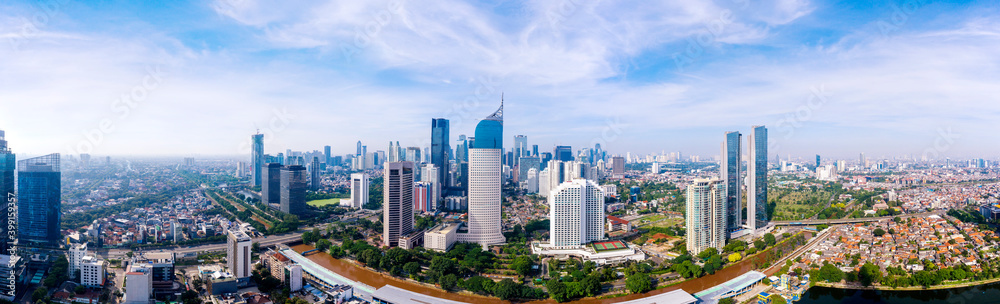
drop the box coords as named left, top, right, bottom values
left=698, top=248, right=719, bottom=260
left=754, top=240, right=767, bottom=251
left=316, top=239, right=332, bottom=252
left=548, top=279, right=569, bottom=302
left=581, top=275, right=601, bottom=297
left=32, top=287, right=48, bottom=302
left=385, top=247, right=411, bottom=266
left=819, top=263, right=844, bottom=282
left=764, top=233, right=776, bottom=247
left=770, top=295, right=787, bottom=304
left=494, top=279, right=520, bottom=301
left=512, top=256, right=533, bottom=276
left=728, top=253, right=742, bottom=263
left=859, top=263, right=882, bottom=286
left=74, top=285, right=86, bottom=294
left=403, top=261, right=421, bottom=277
left=874, top=228, right=886, bottom=237
left=718, top=298, right=736, bottom=304
left=439, top=273, right=458, bottom=291
left=625, top=273, right=653, bottom=294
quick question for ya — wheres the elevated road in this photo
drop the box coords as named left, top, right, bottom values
left=773, top=210, right=945, bottom=226
left=98, top=231, right=304, bottom=259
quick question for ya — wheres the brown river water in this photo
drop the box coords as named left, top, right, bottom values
left=290, top=232, right=811, bottom=304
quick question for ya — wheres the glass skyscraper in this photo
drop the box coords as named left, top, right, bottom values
left=748, top=126, right=768, bottom=231
left=431, top=118, right=450, bottom=194
left=554, top=146, right=573, bottom=162
left=0, top=131, right=14, bottom=254
left=18, top=153, right=61, bottom=248
left=251, top=133, right=264, bottom=187
left=721, top=131, right=742, bottom=234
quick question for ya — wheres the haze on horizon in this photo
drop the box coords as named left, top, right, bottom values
left=0, top=0, right=997, bottom=159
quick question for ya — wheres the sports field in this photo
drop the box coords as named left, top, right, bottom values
left=592, top=240, right=628, bottom=252
left=307, top=198, right=341, bottom=207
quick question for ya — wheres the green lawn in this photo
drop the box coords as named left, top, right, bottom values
left=647, top=217, right=683, bottom=228
left=307, top=198, right=341, bottom=207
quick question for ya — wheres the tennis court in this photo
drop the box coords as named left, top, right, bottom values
left=592, top=240, right=628, bottom=252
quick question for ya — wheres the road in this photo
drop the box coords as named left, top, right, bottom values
left=97, top=231, right=304, bottom=259
left=773, top=210, right=944, bottom=226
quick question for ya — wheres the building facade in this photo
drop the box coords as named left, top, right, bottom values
left=458, top=103, right=506, bottom=246
left=549, top=179, right=605, bottom=248
left=18, top=153, right=61, bottom=248
left=280, top=165, right=308, bottom=216
left=0, top=130, right=13, bottom=255
left=262, top=163, right=283, bottom=205
left=431, top=118, right=450, bottom=194
left=686, top=179, right=726, bottom=254
left=721, top=131, right=742, bottom=234
left=227, top=229, right=252, bottom=279
left=252, top=133, right=264, bottom=187
left=748, top=126, right=768, bottom=231
left=383, top=162, right=415, bottom=247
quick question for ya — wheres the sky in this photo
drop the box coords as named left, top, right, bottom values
left=0, top=0, right=998, bottom=160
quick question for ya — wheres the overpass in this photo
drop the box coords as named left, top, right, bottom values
left=98, top=230, right=304, bottom=259
left=773, top=211, right=944, bottom=226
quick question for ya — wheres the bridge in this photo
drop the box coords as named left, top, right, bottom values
left=773, top=211, right=944, bottom=226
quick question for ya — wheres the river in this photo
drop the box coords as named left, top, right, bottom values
left=291, top=231, right=812, bottom=303
left=798, top=283, right=1000, bottom=304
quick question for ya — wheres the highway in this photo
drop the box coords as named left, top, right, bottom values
left=97, top=231, right=304, bottom=259
left=772, top=210, right=944, bottom=226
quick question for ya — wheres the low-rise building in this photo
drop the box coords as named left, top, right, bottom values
left=424, top=222, right=461, bottom=252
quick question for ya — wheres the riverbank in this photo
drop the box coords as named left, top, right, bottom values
left=814, top=276, right=1000, bottom=291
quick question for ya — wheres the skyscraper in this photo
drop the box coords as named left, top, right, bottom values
left=345, top=173, right=368, bottom=209
left=280, top=165, right=308, bottom=216
left=611, top=156, right=625, bottom=176
left=532, top=144, right=539, bottom=157
left=431, top=118, right=450, bottom=192
left=549, top=179, right=605, bottom=248
left=554, top=146, right=573, bottom=162
left=518, top=156, right=540, bottom=187
left=455, top=135, right=468, bottom=163
left=0, top=130, right=14, bottom=254
left=815, top=154, right=821, bottom=168
left=721, top=131, right=742, bottom=234
left=324, top=145, right=331, bottom=164
left=514, top=135, right=528, bottom=157
left=262, top=163, right=282, bottom=206
left=357, top=141, right=363, bottom=156
left=252, top=133, right=264, bottom=187
left=458, top=102, right=505, bottom=246
left=686, top=179, right=725, bottom=254
left=383, top=162, right=415, bottom=247
left=310, top=157, right=321, bottom=191
left=227, top=229, right=252, bottom=280
left=18, top=153, right=61, bottom=248
left=421, top=164, right=440, bottom=211
left=747, top=126, right=768, bottom=232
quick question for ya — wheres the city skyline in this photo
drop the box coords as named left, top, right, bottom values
left=1, top=1, right=998, bottom=158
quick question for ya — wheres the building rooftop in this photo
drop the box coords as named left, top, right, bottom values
left=371, top=285, right=471, bottom=304
left=614, top=289, right=698, bottom=304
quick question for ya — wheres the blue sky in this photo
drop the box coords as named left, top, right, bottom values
left=0, top=0, right=997, bottom=160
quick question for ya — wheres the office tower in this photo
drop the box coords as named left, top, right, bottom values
left=345, top=173, right=368, bottom=209
left=539, top=169, right=551, bottom=196
left=594, top=143, right=603, bottom=163
left=388, top=141, right=397, bottom=162
left=280, top=165, right=308, bottom=216
left=747, top=126, right=768, bottom=232
left=0, top=130, right=13, bottom=255
left=227, top=229, right=252, bottom=279
left=406, top=147, right=421, bottom=163
left=383, top=162, right=414, bottom=247
left=532, top=144, right=539, bottom=157
left=540, top=152, right=553, bottom=168
left=357, top=141, right=363, bottom=156
left=124, top=264, right=152, bottom=304
left=458, top=103, right=505, bottom=246
left=421, top=164, right=440, bottom=210
left=18, top=153, right=61, bottom=248
left=276, top=153, right=285, bottom=165
left=859, top=153, right=865, bottom=166
left=525, top=168, right=539, bottom=193
left=815, top=155, right=821, bottom=168
left=837, top=160, right=847, bottom=172
left=721, top=131, right=742, bottom=234
left=414, top=182, right=431, bottom=213
left=566, top=161, right=590, bottom=181
left=251, top=133, right=264, bottom=186
left=611, top=156, right=625, bottom=175
left=514, top=135, right=528, bottom=157
left=262, top=163, right=282, bottom=206
left=555, top=146, right=573, bottom=162
left=310, top=157, right=321, bottom=191
left=518, top=156, right=540, bottom=186
left=547, top=160, right=567, bottom=189
left=686, top=179, right=726, bottom=254
left=431, top=118, right=451, bottom=192
left=651, top=162, right=660, bottom=174
left=324, top=145, right=331, bottom=164
left=455, top=135, right=468, bottom=163
left=549, top=179, right=605, bottom=248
